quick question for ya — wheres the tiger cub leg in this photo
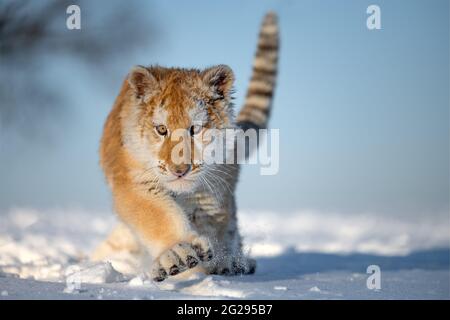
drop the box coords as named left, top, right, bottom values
left=193, top=210, right=256, bottom=276
left=91, top=222, right=142, bottom=261
left=112, top=186, right=213, bottom=281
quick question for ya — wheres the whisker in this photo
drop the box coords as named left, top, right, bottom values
left=200, top=174, right=221, bottom=205
left=207, top=165, right=236, bottom=179
left=203, top=170, right=232, bottom=199
left=205, top=173, right=225, bottom=205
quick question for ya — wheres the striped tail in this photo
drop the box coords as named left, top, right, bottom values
left=236, top=12, right=279, bottom=131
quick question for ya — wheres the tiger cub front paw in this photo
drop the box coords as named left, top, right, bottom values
left=150, top=236, right=213, bottom=282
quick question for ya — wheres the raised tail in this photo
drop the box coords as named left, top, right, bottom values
left=236, top=12, right=279, bottom=131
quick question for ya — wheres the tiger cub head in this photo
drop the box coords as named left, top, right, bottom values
left=121, top=65, right=235, bottom=193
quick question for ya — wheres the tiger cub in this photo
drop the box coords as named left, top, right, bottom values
left=93, top=12, right=279, bottom=281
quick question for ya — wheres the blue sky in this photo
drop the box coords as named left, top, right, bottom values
left=1, top=0, right=448, bottom=218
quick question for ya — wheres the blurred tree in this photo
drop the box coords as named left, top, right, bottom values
left=0, top=0, right=159, bottom=138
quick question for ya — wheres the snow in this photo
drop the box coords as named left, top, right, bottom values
left=65, top=262, right=125, bottom=285
left=0, top=207, right=449, bottom=299
left=273, top=286, right=287, bottom=291
left=309, top=286, right=321, bottom=292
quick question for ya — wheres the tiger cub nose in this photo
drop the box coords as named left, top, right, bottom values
left=169, top=164, right=191, bottom=178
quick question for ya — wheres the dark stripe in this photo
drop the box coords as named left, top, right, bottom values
left=256, top=44, right=278, bottom=56
left=147, top=185, right=160, bottom=195
left=247, top=87, right=273, bottom=97
left=236, top=120, right=263, bottom=131
left=171, top=249, right=186, bottom=267
left=258, top=42, right=279, bottom=51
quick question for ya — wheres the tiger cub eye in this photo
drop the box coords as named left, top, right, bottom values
left=155, top=125, right=168, bottom=136
left=189, top=124, right=202, bottom=136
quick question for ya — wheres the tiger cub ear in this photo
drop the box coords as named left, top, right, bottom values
left=201, top=65, right=234, bottom=100
left=128, top=66, right=158, bottom=102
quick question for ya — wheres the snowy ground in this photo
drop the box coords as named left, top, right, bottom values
left=0, top=208, right=449, bottom=299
